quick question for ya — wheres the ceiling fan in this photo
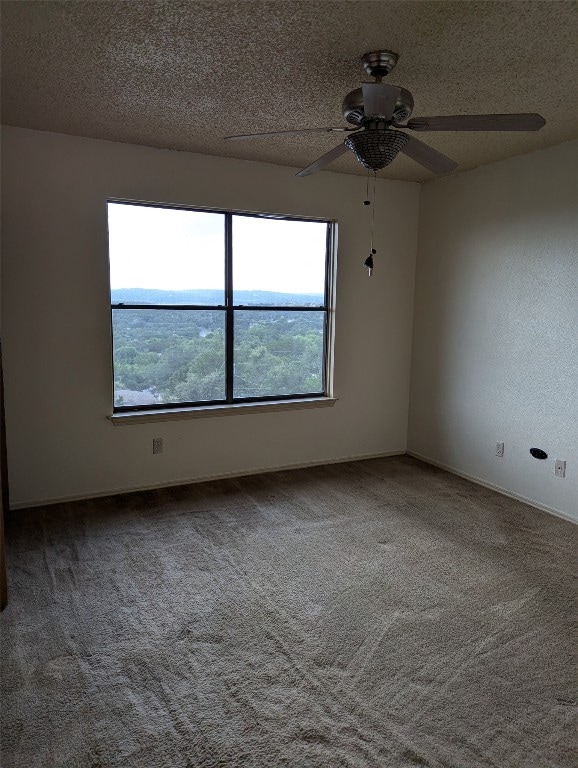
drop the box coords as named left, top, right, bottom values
left=225, top=50, right=546, bottom=176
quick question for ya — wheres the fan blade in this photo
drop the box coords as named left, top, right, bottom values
left=362, top=83, right=401, bottom=120
left=407, top=113, right=546, bottom=132
left=401, top=136, right=458, bottom=173
left=296, top=142, right=349, bottom=177
left=225, top=127, right=357, bottom=141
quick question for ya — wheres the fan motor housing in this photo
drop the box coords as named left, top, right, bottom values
left=342, top=86, right=414, bottom=126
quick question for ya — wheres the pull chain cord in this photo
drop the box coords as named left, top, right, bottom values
left=364, top=171, right=377, bottom=276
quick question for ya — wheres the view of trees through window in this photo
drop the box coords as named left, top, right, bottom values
left=108, top=203, right=331, bottom=409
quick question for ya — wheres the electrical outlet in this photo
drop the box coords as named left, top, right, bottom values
left=554, top=459, right=566, bottom=478
left=495, top=441, right=504, bottom=458
left=152, top=437, right=163, bottom=455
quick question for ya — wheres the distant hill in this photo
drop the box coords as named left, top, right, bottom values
left=111, top=288, right=324, bottom=307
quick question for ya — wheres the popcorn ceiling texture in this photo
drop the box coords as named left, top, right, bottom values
left=1, top=0, right=577, bottom=182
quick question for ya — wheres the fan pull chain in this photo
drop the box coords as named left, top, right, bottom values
left=364, top=172, right=377, bottom=276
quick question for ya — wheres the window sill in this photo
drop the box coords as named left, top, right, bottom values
left=108, top=397, right=338, bottom=426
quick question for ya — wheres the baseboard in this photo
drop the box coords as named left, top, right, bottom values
left=10, top=450, right=405, bottom=510
left=406, top=451, right=577, bottom=525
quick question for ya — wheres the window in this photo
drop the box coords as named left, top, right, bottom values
left=107, top=201, right=334, bottom=412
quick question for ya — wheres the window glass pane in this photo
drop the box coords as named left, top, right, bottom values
left=233, top=311, right=325, bottom=399
left=112, top=309, right=225, bottom=406
left=232, top=216, right=327, bottom=306
left=108, top=203, right=225, bottom=305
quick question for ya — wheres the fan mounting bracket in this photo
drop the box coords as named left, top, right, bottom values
left=361, top=50, right=399, bottom=79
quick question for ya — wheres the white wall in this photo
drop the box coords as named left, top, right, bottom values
left=409, top=141, right=578, bottom=521
left=1, top=127, right=419, bottom=507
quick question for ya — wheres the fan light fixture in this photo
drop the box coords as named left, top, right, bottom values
left=344, top=127, right=409, bottom=171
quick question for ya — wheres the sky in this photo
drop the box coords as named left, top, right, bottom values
left=107, top=202, right=328, bottom=296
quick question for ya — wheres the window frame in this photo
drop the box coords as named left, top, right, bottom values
left=108, top=199, right=336, bottom=414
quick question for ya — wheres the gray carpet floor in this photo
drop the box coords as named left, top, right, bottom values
left=1, top=456, right=576, bottom=768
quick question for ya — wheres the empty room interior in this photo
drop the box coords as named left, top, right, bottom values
left=1, top=1, right=577, bottom=767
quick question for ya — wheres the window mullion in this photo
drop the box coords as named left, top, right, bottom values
left=225, top=213, right=234, bottom=403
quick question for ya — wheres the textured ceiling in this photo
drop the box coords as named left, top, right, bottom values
left=1, top=0, right=577, bottom=182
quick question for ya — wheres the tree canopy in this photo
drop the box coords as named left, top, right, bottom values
left=112, top=290, right=326, bottom=406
